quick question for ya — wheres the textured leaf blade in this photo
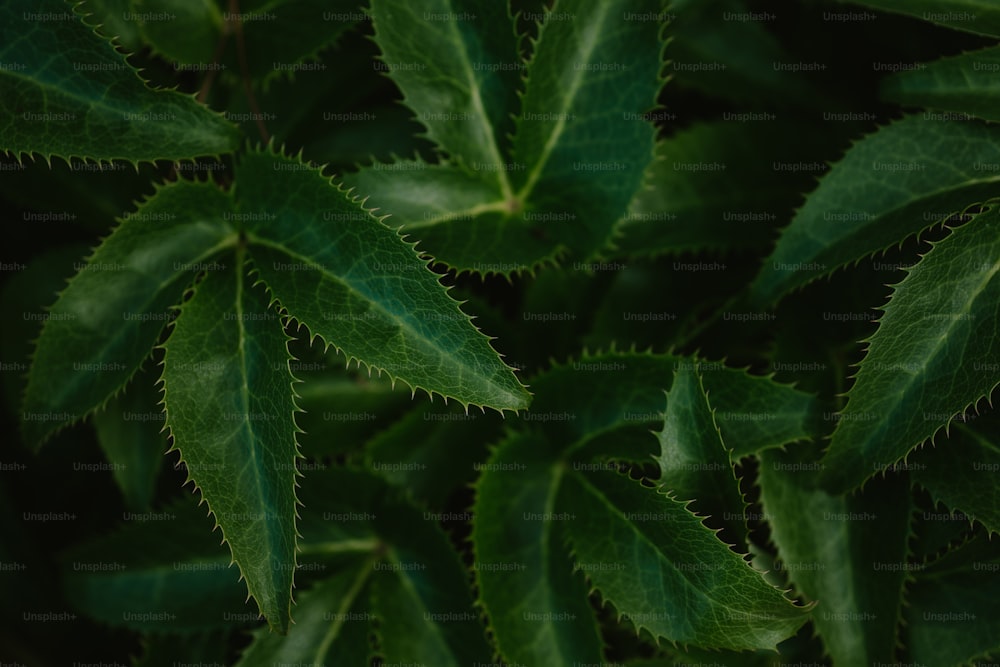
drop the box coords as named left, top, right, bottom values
left=471, top=431, right=604, bottom=665
left=750, top=115, right=1000, bottom=305
left=882, top=46, right=1000, bottom=122
left=822, top=210, right=1000, bottom=493
left=60, top=497, right=258, bottom=632
left=655, top=367, right=748, bottom=547
left=236, top=563, right=373, bottom=667
left=846, top=0, right=1000, bottom=36
left=22, top=179, right=238, bottom=446
left=910, top=419, right=1000, bottom=535
left=237, top=147, right=529, bottom=412
left=562, top=470, right=808, bottom=650
left=508, top=0, right=664, bottom=264
left=241, top=467, right=492, bottom=666
left=903, top=536, right=1000, bottom=666
left=368, top=0, right=520, bottom=190
left=758, top=449, right=912, bottom=666
left=525, top=351, right=819, bottom=456
left=160, top=260, right=299, bottom=633
left=0, top=0, right=240, bottom=162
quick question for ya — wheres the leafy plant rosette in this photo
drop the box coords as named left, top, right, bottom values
left=1, top=0, right=999, bottom=665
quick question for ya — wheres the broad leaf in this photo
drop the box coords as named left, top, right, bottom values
left=882, top=46, right=1000, bottom=122
left=0, top=0, right=240, bottom=163
left=655, top=367, right=748, bottom=547
left=562, top=470, right=809, bottom=650
left=758, top=449, right=912, bottom=666
left=911, top=419, right=1000, bottom=535
left=237, top=147, right=529, bottom=412
left=846, top=0, right=1000, bottom=37
left=91, top=368, right=168, bottom=511
left=60, top=497, right=257, bottom=632
left=22, top=179, right=238, bottom=446
left=750, top=115, right=1000, bottom=305
left=822, top=209, right=1000, bottom=493
left=471, top=431, right=605, bottom=665
left=903, top=536, right=1000, bottom=666
left=160, top=259, right=299, bottom=633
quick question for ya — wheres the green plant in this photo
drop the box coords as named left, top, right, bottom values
left=1, top=0, right=998, bottom=665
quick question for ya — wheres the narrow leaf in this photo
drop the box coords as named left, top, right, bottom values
left=822, top=209, right=1000, bottom=493
left=0, top=0, right=240, bottom=163
left=562, top=470, right=808, bottom=650
left=237, top=147, right=530, bottom=412
left=368, top=0, right=520, bottom=191
left=160, top=259, right=299, bottom=633
left=509, top=0, right=664, bottom=264
left=22, top=179, right=238, bottom=446
left=655, top=367, right=748, bottom=547
left=750, top=115, right=1000, bottom=305
left=758, top=449, right=912, bottom=666
left=882, top=46, right=1000, bottom=122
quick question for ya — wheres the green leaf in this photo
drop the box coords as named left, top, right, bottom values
left=132, top=0, right=224, bottom=65
left=471, top=431, right=605, bottom=665
left=882, top=46, right=1000, bottom=123
left=22, top=179, right=238, bottom=446
left=240, top=467, right=492, bottom=666
left=0, top=0, right=240, bottom=163
left=235, top=562, right=373, bottom=667
left=79, top=0, right=145, bottom=53
left=613, top=122, right=837, bottom=258
left=160, top=259, right=299, bottom=633
left=910, top=419, right=1000, bottom=535
left=525, top=351, right=819, bottom=457
left=91, top=368, right=168, bottom=511
left=846, top=0, right=1000, bottom=37
left=134, top=632, right=232, bottom=667
left=655, top=367, right=748, bottom=547
left=749, top=115, right=1000, bottom=305
left=365, top=402, right=504, bottom=508
left=225, top=0, right=363, bottom=89
left=666, top=0, right=826, bottom=107
left=821, top=209, right=1000, bottom=493
left=237, top=147, right=530, bottom=412
left=903, top=536, right=1000, bottom=666
left=60, top=497, right=258, bottom=632
left=368, top=0, right=520, bottom=190
left=348, top=0, right=665, bottom=274
left=562, top=470, right=809, bottom=651
left=294, top=371, right=413, bottom=459
left=758, top=449, right=912, bottom=666
left=508, top=0, right=664, bottom=263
